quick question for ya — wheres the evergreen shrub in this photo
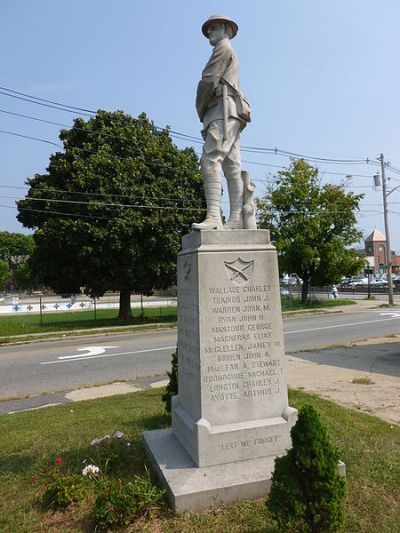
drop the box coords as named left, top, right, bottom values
left=267, top=404, right=346, bottom=532
left=162, top=347, right=178, bottom=413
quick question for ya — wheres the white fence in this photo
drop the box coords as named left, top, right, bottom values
left=0, top=296, right=177, bottom=315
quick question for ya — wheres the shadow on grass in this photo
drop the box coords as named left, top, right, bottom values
left=137, top=412, right=171, bottom=432
left=0, top=454, right=37, bottom=476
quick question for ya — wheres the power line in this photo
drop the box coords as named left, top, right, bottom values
left=0, top=185, right=205, bottom=205
left=0, top=90, right=95, bottom=117
left=0, top=83, right=380, bottom=165
left=0, top=85, right=96, bottom=114
left=0, top=203, right=108, bottom=220
left=1, top=194, right=205, bottom=211
left=0, top=129, right=62, bottom=148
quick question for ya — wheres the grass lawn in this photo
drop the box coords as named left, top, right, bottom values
left=0, top=306, right=177, bottom=340
left=0, top=388, right=399, bottom=532
left=281, top=296, right=355, bottom=312
left=0, top=299, right=354, bottom=341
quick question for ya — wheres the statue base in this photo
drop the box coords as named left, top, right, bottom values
left=144, top=230, right=297, bottom=510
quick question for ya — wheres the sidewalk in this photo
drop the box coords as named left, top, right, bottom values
left=287, top=335, right=400, bottom=426
left=284, top=297, right=400, bottom=426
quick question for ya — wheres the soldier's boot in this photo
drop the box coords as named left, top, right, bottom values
left=224, top=172, right=244, bottom=229
left=192, top=176, right=222, bottom=231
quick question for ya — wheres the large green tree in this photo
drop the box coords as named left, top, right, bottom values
left=258, top=159, right=366, bottom=302
left=0, top=232, right=35, bottom=264
left=17, top=111, right=205, bottom=318
left=0, top=259, right=11, bottom=292
left=0, top=232, right=35, bottom=291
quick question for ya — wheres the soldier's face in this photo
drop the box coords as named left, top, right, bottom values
left=207, top=22, right=227, bottom=46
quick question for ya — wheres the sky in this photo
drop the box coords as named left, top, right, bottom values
left=1, top=0, right=400, bottom=251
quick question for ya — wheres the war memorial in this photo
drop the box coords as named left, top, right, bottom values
left=143, top=14, right=297, bottom=511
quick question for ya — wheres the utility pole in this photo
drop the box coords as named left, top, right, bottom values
left=378, top=154, right=394, bottom=305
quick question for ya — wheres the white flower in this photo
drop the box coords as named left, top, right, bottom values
left=82, top=464, right=100, bottom=476
left=127, top=442, right=131, bottom=447
left=114, top=431, right=124, bottom=439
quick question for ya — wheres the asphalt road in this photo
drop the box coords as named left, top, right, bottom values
left=1, top=307, right=400, bottom=400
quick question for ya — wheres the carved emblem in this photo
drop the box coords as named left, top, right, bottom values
left=224, top=257, right=254, bottom=285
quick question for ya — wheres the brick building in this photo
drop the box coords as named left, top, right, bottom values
left=364, top=229, right=400, bottom=275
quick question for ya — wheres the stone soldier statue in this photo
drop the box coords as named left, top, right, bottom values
left=192, top=14, right=251, bottom=231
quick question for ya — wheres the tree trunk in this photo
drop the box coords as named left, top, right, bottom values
left=118, top=289, right=132, bottom=320
left=301, top=279, right=309, bottom=304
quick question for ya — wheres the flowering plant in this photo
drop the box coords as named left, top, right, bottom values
left=88, top=431, right=133, bottom=475
left=32, top=456, right=86, bottom=509
left=82, top=464, right=100, bottom=477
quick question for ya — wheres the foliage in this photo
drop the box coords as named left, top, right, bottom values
left=36, top=456, right=86, bottom=509
left=15, top=262, right=37, bottom=291
left=42, top=474, right=87, bottom=509
left=258, top=160, right=366, bottom=302
left=17, top=111, right=204, bottom=318
left=267, top=404, right=346, bottom=532
left=162, top=347, right=178, bottom=413
left=89, top=430, right=134, bottom=475
left=93, top=474, right=165, bottom=530
left=32, top=431, right=164, bottom=528
left=0, top=231, right=34, bottom=263
left=0, top=259, right=11, bottom=291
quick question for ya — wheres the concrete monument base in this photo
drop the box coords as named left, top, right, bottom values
left=143, top=428, right=277, bottom=512
left=143, top=229, right=298, bottom=511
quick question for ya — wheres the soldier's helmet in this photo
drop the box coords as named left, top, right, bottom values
left=201, top=14, right=238, bottom=39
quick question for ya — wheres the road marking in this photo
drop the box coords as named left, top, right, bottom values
left=380, top=312, right=400, bottom=318
left=58, top=346, right=119, bottom=360
left=284, top=314, right=400, bottom=335
left=40, top=345, right=176, bottom=365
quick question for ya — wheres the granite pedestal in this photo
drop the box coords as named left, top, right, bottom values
left=143, top=230, right=297, bottom=511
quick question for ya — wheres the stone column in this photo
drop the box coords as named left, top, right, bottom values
left=143, top=230, right=297, bottom=511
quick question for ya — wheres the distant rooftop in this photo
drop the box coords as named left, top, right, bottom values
left=365, top=229, right=386, bottom=242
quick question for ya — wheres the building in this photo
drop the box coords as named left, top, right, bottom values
left=364, top=229, right=400, bottom=275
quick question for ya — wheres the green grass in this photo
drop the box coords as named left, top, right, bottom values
left=0, top=306, right=177, bottom=338
left=281, top=297, right=355, bottom=312
left=0, top=389, right=399, bottom=532
left=1, top=299, right=355, bottom=342
left=351, top=377, right=375, bottom=385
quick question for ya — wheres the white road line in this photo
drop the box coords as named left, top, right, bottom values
left=59, top=346, right=119, bottom=360
left=284, top=315, right=400, bottom=335
left=40, top=345, right=176, bottom=365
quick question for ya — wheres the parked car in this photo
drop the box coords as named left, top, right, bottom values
left=280, top=273, right=303, bottom=285
left=369, top=278, right=388, bottom=288
left=348, top=276, right=369, bottom=287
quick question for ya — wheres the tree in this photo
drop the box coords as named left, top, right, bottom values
left=258, top=160, right=366, bottom=302
left=0, top=259, right=11, bottom=292
left=0, top=232, right=35, bottom=291
left=15, top=263, right=37, bottom=292
left=267, top=404, right=346, bottom=532
left=0, top=232, right=35, bottom=263
left=17, top=111, right=205, bottom=319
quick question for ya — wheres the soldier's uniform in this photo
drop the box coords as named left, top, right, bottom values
left=192, top=15, right=250, bottom=231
